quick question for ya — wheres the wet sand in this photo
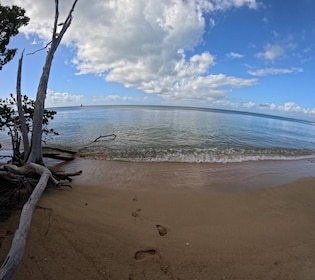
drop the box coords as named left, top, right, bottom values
left=1, top=159, right=315, bottom=279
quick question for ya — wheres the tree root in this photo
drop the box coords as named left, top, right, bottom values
left=0, top=163, right=53, bottom=279
left=52, top=170, right=82, bottom=183
left=0, top=162, right=81, bottom=280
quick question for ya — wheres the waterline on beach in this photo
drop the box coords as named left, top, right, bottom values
left=60, top=158, right=315, bottom=192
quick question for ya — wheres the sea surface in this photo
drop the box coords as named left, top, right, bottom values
left=40, top=105, right=315, bottom=164
left=2, top=105, right=315, bottom=189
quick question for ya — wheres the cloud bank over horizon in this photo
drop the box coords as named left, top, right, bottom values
left=45, top=89, right=315, bottom=119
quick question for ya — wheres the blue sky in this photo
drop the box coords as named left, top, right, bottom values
left=1, top=0, right=315, bottom=119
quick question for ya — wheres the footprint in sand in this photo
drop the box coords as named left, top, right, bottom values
left=134, top=249, right=157, bottom=261
left=131, top=209, right=142, bottom=219
left=156, top=224, right=168, bottom=236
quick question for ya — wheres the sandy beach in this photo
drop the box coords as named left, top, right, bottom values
left=1, top=159, right=315, bottom=279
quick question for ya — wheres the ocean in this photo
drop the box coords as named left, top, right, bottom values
left=1, top=105, right=315, bottom=190
left=43, top=105, right=315, bottom=163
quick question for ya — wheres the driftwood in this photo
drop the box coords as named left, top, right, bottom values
left=0, top=163, right=82, bottom=280
left=0, top=148, right=82, bottom=279
left=93, top=134, right=116, bottom=142
left=52, top=169, right=82, bottom=183
left=0, top=132, right=113, bottom=278
left=43, top=152, right=75, bottom=161
left=0, top=146, right=79, bottom=162
left=43, top=146, right=77, bottom=154
left=43, top=146, right=77, bottom=161
left=0, top=154, right=82, bottom=280
left=75, top=134, right=117, bottom=154
left=0, top=164, right=59, bottom=280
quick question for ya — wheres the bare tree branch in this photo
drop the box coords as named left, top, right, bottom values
left=16, top=50, right=30, bottom=162
left=27, top=0, right=78, bottom=164
left=53, top=0, right=60, bottom=40
left=26, top=41, right=52, bottom=56
left=93, top=134, right=117, bottom=142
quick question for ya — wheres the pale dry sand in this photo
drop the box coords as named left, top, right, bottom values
left=1, top=159, right=315, bottom=279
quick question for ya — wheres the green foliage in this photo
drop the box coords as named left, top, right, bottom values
left=0, top=4, right=29, bottom=70
left=0, top=93, right=58, bottom=137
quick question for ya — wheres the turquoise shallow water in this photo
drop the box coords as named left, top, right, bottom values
left=45, top=105, right=315, bottom=163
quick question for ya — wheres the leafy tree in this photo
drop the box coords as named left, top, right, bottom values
left=0, top=4, right=29, bottom=70
left=0, top=94, right=58, bottom=164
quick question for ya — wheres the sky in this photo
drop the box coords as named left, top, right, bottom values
left=1, top=0, right=315, bottom=120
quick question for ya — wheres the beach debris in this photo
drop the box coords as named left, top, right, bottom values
left=185, top=242, right=190, bottom=246
left=134, top=249, right=157, bottom=261
left=156, top=224, right=168, bottom=236
left=77, top=134, right=117, bottom=154
left=42, top=146, right=77, bottom=161
left=92, top=134, right=116, bottom=143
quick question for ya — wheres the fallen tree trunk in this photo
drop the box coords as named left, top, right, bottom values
left=0, top=163, right=59, bottom=280
left=42, top=146, right=77, bottom=161
left=43, top=146, right=77, bottom=154
left=42, top=152, right=75, bottom=161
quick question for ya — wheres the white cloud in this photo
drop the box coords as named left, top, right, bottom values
left=248, top=67, right=303, bottom=77
left=46, top=90, right=152, bottom=107
left=256, top=37, right=298, bottom=63
left=256, top=44, right=285, bottom=61
left=209, top=0, right=258, bottom=10
left=89, top=95, right=147, bottom=104
left=207, top=100, right=315, bottom=116
left=4, top=0, right=259, bottom=103
left=242, top=101, right=256, bottom=108
left=262, top=16, right=268, bottom=24
left=226, top=52, right=244, bottom=59
left=277, top=102, right=304, bottom=113
left=97, top=95, right=131, bottom=103
left=46, top=90, right=83, bottom=107
left=259, top=102, right=315, bottom=115
left=209, top=17, right=216, bottom=28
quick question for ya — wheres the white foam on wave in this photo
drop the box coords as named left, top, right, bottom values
left=81, top=148, right=315, bottom=164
